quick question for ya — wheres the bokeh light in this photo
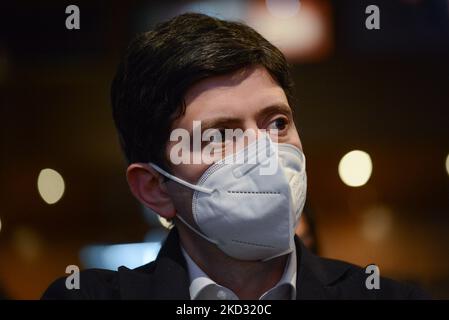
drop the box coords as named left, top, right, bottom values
left=37, top=168, right=65, bottom=204
left=445, top=153, right=449, bottom=177
left=265, top=0, right=301, bottom=19
left=338, top=150, right=373, bottom=187
left=12, top=227, right=43, bottom=262
left=361, top=205, right=393, bottom=243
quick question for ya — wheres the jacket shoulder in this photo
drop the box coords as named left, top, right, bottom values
left=42, top=268, right=124, bottom=300
left=316, top=256, right=431, bottom=299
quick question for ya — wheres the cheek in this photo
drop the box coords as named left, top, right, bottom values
left=167, top=163, right=209, bottom=221
left=165, top=139, right=212, bottom=183
left=165, top=179, right=194, bottom=220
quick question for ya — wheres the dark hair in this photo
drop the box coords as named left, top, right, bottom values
left=111, top=12, right=295, bottom=166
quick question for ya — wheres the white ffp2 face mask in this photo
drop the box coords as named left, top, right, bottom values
left=150, top=135, right=307, bottom=262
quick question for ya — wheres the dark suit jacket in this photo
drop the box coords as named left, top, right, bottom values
left=42, top=228, right=429, bottom=299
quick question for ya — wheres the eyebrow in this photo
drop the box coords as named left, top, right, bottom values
left=193, top=103, right=293, bottom=133
left=256, top=103, right=293, bottom=120
left=200, top=117, right=243, bottom=132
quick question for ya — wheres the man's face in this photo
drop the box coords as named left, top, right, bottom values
left=166, top=65, right=303, bottom=183
left=163, top=65, right=303, bottom=222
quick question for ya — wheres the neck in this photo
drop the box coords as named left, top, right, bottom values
left=176, top=222, right=288, bottom=300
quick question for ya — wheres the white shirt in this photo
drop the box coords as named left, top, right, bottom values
left=181, top=246, right=297, bottom=300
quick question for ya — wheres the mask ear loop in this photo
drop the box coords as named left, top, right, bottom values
left=149, top=163, right=214, bottom=194
left=175, top=214, right=220, bottom=245
left=148, top=163, right=219, bottom=245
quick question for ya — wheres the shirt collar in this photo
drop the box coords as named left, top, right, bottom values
left=181, top=246, right=297, bottom=300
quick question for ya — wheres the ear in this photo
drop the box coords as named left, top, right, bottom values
left=126, top=163, right=176, bottom=219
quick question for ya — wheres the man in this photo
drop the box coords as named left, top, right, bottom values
left=43, top=13, right=428, bottom=300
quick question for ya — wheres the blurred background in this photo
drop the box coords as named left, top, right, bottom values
left=1, top=0, right=448, bottom=299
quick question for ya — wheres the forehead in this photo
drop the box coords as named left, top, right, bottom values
left=181, top=65, right=289, bottom=122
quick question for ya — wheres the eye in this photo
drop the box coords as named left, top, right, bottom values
left=267, top=117, right=288, bottom=132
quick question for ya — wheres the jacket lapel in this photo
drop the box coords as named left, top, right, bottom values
left=295, top=237, right=352, bottom=299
